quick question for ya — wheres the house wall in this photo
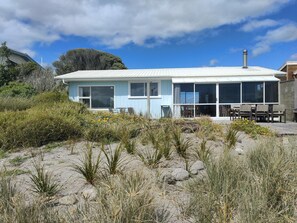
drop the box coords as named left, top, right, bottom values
left=280, top=80, right=295, bottom=121
left=68, top=80, right=172, bottom=118
left=280, top=64, right=297, bottom=81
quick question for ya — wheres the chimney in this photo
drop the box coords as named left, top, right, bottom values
left=242, top=49, right=248, bottom=68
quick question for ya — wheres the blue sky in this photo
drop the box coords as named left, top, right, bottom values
left=1, top=0, right=296, bottom=70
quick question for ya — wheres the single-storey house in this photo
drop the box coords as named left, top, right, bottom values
left=55, top=63, right=285, bottom=119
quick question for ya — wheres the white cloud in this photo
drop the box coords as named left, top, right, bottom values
left=240, top=19, right=279, bottom=32
left=290, top=53, right=297, bottom=60
left=0, top=0, right=291, bottom=55
left=252, top=23, right=297, bottom=56
left=209, top=59, right=219, bottom=66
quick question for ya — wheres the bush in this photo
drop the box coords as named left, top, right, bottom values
left=231, top=119, right=273, bottom=138
left=85, top=123, right=120, bottom=143
left=0, top=81, right=36, bottom=98
left=0, top=102, right=85, bottom=150
left=195, top=116, right=223, bottom=140
left=0, top=97, right=34, bottom=111
left=33, top=91, right=69, bottom=104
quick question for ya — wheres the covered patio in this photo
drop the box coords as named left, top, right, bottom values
left=172, top=76, right=279, bottom=119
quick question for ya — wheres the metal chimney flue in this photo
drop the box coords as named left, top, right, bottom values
left=243, top=49, right=248, bottom=69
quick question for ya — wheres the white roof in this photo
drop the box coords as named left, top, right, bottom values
left=279, top=61, right=297, bottom=71
left=55, top=66, right=285, bottom=82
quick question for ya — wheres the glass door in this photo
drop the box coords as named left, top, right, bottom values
left=195, top=84, right=216, bottom=117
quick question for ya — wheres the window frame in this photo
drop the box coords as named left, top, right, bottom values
left=78, top=85, right=115, bottom=110
left=128, top=81, right=161, bottom=99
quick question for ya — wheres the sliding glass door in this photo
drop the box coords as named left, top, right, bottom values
left=195, top=84, right=216, bottom=117
left=173, top=81, right=279, bottom=118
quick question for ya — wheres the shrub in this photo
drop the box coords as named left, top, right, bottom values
left=0, top=103, right=83, bottom=150
left=0, top=96, right=34, bottom=111
left=195, top=116, right=223, bottom=140
left=73, top=144, right=101, bottom=185
left=231, top=119, right=273, bottom=138
left=33, top=91, right=68, bottom=104
left=29, top=162, right=60, bottom=197
left=85, top=123, right=120, bottom=143
left=0, top=81, right=36, bottom=98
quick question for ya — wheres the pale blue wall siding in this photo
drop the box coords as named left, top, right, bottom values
left=68, top=80, right=172, bottom=118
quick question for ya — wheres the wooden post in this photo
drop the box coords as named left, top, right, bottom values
left=146, top=81, right=150, bottom=118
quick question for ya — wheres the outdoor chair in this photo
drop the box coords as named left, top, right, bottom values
left=271, top=104, right=286, bottom=123
left=127, top=107, right=135, bottom=115
left=229, top=105, right=240, bottom=120
left=255, top=104, right=269, bottom=122
left=239, top=104, right=252, bottom=120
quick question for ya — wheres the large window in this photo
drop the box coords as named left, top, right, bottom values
left=265, top=81, right=278, bottom=103
left=195, top=84, right=216, bottom=103
left=174, top=83, right=194, bottom=104
left=130, top=82, right=159, bottom=97
left=79, top=86, right=114, bottom=109
left=219, top=83, right=240, bottom=103
left=242, top=82, right=263, bottom=103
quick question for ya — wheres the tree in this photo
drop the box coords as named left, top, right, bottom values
left=0, top=42, right=18, bottom=86
left=24, top=67, right=58, bottom=92
left=53, top=48, right=127, bottom=75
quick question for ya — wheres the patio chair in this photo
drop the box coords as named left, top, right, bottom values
left=271, top=104, right=286, bottom=123
left=255, top=104, right=269, bottom=122
left=239, top=104, right=252, bottom=120
left=127, top=107, right=135, bottom=115
left=229, top=105, right=240, bottom=120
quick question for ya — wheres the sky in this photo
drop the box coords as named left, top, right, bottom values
left=0, top=0, right=297, bottom=70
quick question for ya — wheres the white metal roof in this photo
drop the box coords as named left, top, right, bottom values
left=55, top=66, right=285, bottom=82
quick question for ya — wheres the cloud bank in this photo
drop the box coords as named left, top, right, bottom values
left=0, top=0, right=290, bottom=56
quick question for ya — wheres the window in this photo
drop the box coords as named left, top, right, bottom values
left=265, top=81, right=278, bottom=103
left=174, top=83, right=194, bottom=104
left=195, top=84, right=216, bottom=103
left=242, top=82, right=263, bottom=103
left=78, top=86, right=114, bottom=109
left=130, top=82, right=159, bottom=97
left=219, top=83, right=240, bottom=103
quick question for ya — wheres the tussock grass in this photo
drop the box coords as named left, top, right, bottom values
left=172, top=126, right=191, bottom=159
left=73, top=144, right=101, bottom=185
left=138, top=148, right=163, bottom=168
left=224, top=127, right=238, bottom=151
left=194, top=139, right=211, bottom=163
left=29, top=162, right=60, bottom=197
left=101, top=144, right=124, bottom=175
left=184, top=139, right=297, bottom=222
left=80, top=172, right=170, bottom=223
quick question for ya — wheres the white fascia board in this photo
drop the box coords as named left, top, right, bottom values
left=172, top=76, right=279, bottom=83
